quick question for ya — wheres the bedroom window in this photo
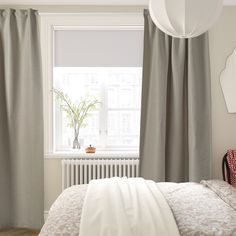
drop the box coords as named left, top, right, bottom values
left=53, top=27, right=143, bottom=151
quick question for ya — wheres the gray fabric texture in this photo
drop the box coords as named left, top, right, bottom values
left=0, top=9, right=44, bottom=228
left=139, top=10, right=212, bottom=182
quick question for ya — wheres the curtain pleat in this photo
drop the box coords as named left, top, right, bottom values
left=0, top=9, right=44, bottom=228
left=140, top=10, right=212, bottom=182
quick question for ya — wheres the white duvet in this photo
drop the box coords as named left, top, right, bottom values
left=79, top=177, right=180, bottom=236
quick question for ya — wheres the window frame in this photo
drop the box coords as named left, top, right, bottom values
left=40, top=12, right=144, bottom=156
left=53, top=67, right=142, bottom=151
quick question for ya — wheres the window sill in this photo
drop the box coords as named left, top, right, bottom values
left=45, top=150, right=139, bottom=159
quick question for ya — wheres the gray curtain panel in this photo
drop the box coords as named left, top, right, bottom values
left=140, top=10, right=212, bottom=183
left=0, top=9, right=44, bottom=228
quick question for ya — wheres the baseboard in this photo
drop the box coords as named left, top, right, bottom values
left=44, top=211, right=49, bottom=222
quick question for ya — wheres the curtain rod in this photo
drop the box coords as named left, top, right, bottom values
left=38, top=12, right=143, bottom=16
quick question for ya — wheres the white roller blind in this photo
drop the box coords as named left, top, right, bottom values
left=54, top=29, right=144, bottom=67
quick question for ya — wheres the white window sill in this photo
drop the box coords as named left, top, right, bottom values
left=45, top=150, right=139, bottom=159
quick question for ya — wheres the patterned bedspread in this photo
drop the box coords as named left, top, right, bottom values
left=39, top=180, right=236, bottom=236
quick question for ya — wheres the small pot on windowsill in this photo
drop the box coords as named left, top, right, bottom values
left=85, top=145, right=96, bottom=154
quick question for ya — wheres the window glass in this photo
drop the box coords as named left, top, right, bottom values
left=53, top=28, right=143, bottom=151
left=54, top=67, right=142, bottom=151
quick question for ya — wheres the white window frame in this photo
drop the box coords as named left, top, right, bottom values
left=40, top=12, right=144, bottom=157
left=54, top=67, right=142, bottom=151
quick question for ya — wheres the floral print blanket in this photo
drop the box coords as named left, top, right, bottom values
left=39, top=180, right=236, bottom=236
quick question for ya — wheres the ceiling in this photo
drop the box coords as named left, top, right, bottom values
left=0, top=0, right=236, bottom=5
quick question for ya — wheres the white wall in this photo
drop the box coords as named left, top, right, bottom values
left=209, top=6, right=236, bottom=179
left=44, top=159, right=62, bottom=211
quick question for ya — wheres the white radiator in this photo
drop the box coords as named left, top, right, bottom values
left=62, top=158, right=139, bottom=190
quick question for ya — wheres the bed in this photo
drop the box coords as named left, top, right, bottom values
left=39, top=178, right=236, bottom=236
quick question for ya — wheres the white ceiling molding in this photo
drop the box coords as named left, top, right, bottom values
left=224, top=0, right=236, bottom=5
left=0, top=0, right=235, bottom=5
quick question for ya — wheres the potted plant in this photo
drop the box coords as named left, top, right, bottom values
left=53, top=89, right=100, bottom=149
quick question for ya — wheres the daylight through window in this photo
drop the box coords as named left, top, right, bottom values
left=53, top=28, right=143, bottom=151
